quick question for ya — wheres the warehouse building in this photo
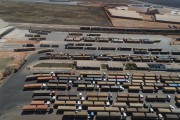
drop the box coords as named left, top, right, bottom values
left=107, top=61, right=124, bottom=71
left=165, top=64, right=180, bottom=71
left=76, top=61, right=101, bottom=70
left=107, top=7, right=143, bottom=20
left=0, top=19, right=15, bottom=38
left=155, top=14, right=180, bottom=24
left=135, top=63, right=149, bottom=70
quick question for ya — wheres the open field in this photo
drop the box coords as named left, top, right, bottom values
left=78, top=0, right=138, bottom=5
left=0, top=2, right=111, bottom=26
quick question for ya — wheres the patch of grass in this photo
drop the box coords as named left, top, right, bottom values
left=34, top=62, right=73, bottom=68
left=125, top=63, right=137, bottom=70
left=0, top=1, right=111, bottom=26
left=0, top=58, right=12, bottom=71
left=101, top=64, right=108, bottom=69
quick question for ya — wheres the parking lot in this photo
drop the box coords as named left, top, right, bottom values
left=0, top=29, right=180, bottom=120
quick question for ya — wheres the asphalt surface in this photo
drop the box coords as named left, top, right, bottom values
left=0, top=29, right=179, bottom=120
left=0, top=53, right=39, bottom=120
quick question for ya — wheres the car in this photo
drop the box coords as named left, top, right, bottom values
left=158, top=114, right=163, bottom=120
left=167, top=95, right=171, bottom=101
left=119, top=86, right=125, bottom=91
left=169, top=105, right=175, bottom=109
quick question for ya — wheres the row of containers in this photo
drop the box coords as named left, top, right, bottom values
left=65, top=35, right=161, bottom=44
left=80, top=26, right=180, bottom=34
left=39, top=52, right=180, bottom=63
left=22, top=88, right=180, bottom=120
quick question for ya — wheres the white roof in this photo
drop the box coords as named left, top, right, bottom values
left=155, top=14, right=180, bottom=23
left=149, top=8, right=171, bottom=15
left=166, top=64, right=180, bottom=70
left=108, top=8, right=143, bottom=19
left=77, top=61, right=101, bottom=68
left=107, top=61, right=123, bottom=68
left=129, top=6, right=148, bottom=13
left=171, top=10, right=180, bottom=15
left=0, top=26, right=15, bottom=36
left=136, top=63, right=149, bottom=68
left=0, top=19, right=8, bottom=29
left=116, top=6, right=128, bottom=11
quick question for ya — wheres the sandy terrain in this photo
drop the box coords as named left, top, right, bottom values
left=0, top=51, right=31, bottom=85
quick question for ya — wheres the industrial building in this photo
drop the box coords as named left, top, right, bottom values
left=0, top=19, right=15, bottom=38
left=76, top=61, right=124, bottom=71
left=106, top=4, right=180, bottom=24
left=107, top=61, right=124, bottom=71
left=0, top=19, right=8, bottom=29
left=135, top=63, right=149, bottom=70
left=76, top=61, right=101, bottom=70
left=107, top=6, right=143, bottom=20
left=155, top=14, right=180, bottom=24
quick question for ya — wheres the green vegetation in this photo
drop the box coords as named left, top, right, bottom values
left=101, top=64, right=108, bottom=69
left=0, top=1, right=111, bottom=26
left=34, top=62, right=73, bottom=68
left=125, top=63, right=137, bottom=70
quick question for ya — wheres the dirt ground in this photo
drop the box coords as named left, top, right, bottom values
left=0, top=1, right=111, bottom=26
left=0, top=51, right=31, bottom=85
left=168, top=35, right=180, bottom=45
left=6, top=40, right=39, bottom=44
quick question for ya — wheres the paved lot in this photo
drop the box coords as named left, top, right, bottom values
left=0, top=29, right=179, bottom=120
left=2, top=28, right=179, bottom=53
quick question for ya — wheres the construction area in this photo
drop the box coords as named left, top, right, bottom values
left=105, top=4, right=180, bottom=28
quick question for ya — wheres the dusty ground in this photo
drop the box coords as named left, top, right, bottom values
left=168, top=35, right=180, bottom=45
left=0, top=1, right=111, bottom=26
left=0, top=51, right=31, bottom=85
left=6, top=40, right=39, bottom=44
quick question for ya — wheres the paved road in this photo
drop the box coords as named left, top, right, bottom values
left=0, top=53, right=39, bottom=119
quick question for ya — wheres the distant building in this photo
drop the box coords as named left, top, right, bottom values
left=107, top=6, right=143, bottom=20
left=76, top=61, right=101, bottom=70
left=107, top=61, right=123, bottom=71
left=165, top=64, right=180, bottom=71
left=155, top=14, right=180, bottom=24
left=146, top=8, right=171, bottom=15
left=0, top=19, right=15, bottom=38
left=135, top=63, right=149, bottom=70
left=0, top=19, right=8, bottom=29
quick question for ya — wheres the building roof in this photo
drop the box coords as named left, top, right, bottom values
left=107, top=61, right=123, bottom=68
left=148, top=8, right=171, bottom=15
left=77, top=61, right=101, bottom=68
left=165, top=64, right=180, bottom=70
left=155, top=14, right=180, bottom=23
left=129, top=6, right=148, bottom=13
left=0, top=19, right=8, bottom=29
left=107, top=8, right=143, bottom=20
left=135, top=63, right=149, bottom=68
left=171, top=10, right=180, bottom=15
